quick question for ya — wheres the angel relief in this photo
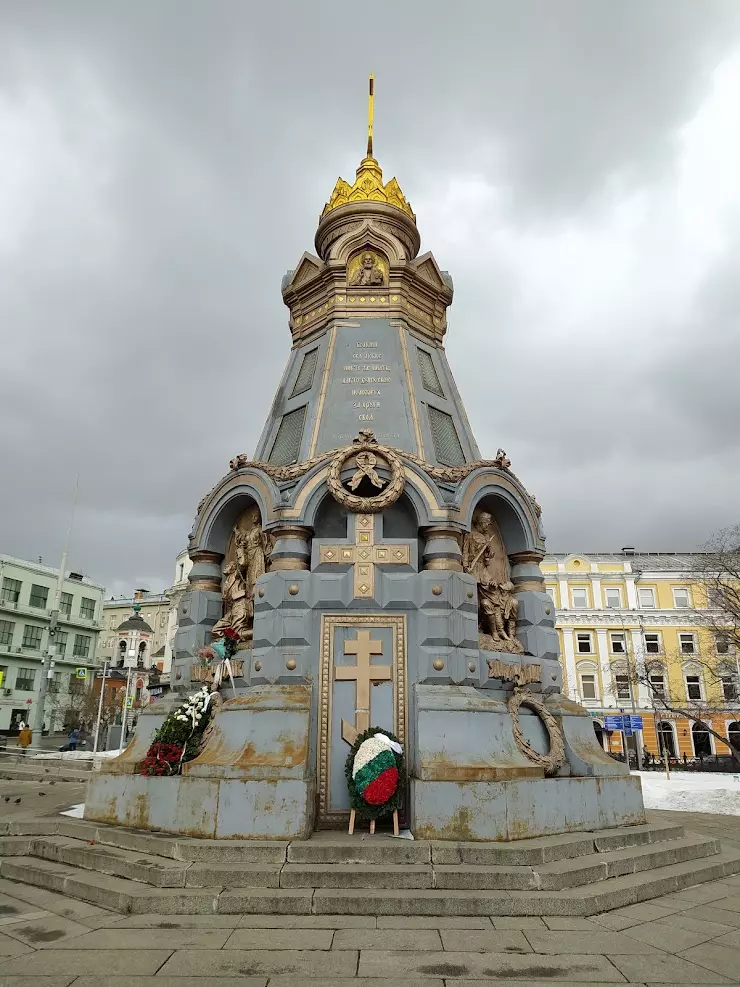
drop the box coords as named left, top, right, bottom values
left=462, top=508, right=524, bottom=655
left=211, top=507, right=273, bottom=646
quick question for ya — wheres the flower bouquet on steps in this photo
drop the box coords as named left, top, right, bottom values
left=345, top=726, right=405, bottom=820
left=140, top=686, right=215, bottom=776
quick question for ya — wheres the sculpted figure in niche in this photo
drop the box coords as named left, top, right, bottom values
left=212, top=507, right=272, bottom=645
left=350, top=251, right=385, bottom=287
left=462, top=508, right=524, bottom=655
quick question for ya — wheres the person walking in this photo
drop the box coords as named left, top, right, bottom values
left=18, top=724, right=32, bottom=752
left=67, top=727, right=80, bottom=752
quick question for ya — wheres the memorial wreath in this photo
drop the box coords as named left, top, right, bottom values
left=345, top=726, right=404, bottom=820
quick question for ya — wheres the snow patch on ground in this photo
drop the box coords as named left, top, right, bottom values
left=634, top=770, right=740, bottom=816
left=60, top=803, right=85, bottom=818
left=31, top=750, right=119, bottom=760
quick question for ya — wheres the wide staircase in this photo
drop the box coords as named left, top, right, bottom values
left=2, top=818, right=739, bottom=916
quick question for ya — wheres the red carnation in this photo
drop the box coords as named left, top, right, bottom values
left=222, top=627, right=239, bottom=641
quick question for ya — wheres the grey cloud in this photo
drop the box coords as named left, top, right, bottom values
left=0, top=0, right=739, bottom=592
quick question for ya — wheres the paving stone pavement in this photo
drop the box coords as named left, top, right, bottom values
left=0, top=807, right=739, bottom=984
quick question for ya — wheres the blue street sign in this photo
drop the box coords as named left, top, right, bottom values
left=629, top=715, right=643, bottom=730
left=604, top=715, right=624, bottom=731
left=623, top=726, right=633, bottom=738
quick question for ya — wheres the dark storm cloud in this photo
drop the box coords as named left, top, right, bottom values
left=1, top=0, right=739, bottom=593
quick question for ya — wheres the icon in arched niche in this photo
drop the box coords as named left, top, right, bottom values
left=211, top=506, right=273, bottom=647
left=462, top=508, right=524, bottom=655
left=348, top=249, right=387, bottom=287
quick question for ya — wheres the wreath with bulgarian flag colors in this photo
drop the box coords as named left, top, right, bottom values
left=345, top=726, right=404, bottom=820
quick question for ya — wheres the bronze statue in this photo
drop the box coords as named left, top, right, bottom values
left=350, top=251, right=385, bottom=286
left=462, top=508, right=523, bottom=654
left=212, top=507, right=271, bottom=644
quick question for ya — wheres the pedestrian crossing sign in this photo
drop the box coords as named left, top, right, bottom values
left=75, top=668, right=87, bottom=679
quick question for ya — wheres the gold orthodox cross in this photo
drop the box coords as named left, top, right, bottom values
left=336, top=628, right=391, bottom=745
left=318, top=514, right=410, bottom=599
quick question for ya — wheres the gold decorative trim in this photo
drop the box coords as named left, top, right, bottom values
left=189, top=578, right=221, bottom=593
left=322, top=155, right=415, bottom=221
left=269, top=559, right=308, bottom=571
left=308, top=324, right=337, bottom=457
left=508, top=683, right=565, bottom=777
left=318, top=613, right=407, bottom=821
left=327, top=434, right=405, bottom=513
left=189, top=550, right=224, bottom=564
left=397, top=321, right=425, bottom=458
left=512, top=579, right=545, bottom=594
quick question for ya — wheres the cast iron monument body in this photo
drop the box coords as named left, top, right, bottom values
left=85, top=143, right=645, bottom=840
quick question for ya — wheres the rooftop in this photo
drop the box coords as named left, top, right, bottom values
left=0, top=554, right=105, bottom=591
left=544, top=552, right=707, bottom=571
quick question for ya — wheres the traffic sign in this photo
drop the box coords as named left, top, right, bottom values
left=623, top=726, right=633, bottom=738
left=75, top=668, right=88, bottom=679
left=125, top=696, right=134, bottom=709
left=604, top=715, right=624, bottom=731
left=628, top=715, right=643, bottom=730
left=0, top=669, right=4, bottom=688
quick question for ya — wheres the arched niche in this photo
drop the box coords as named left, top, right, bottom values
left=312, top=491, right=421, bottom=559
left=468, top=492, right=533, bottom=559
left=456, top=473, right=541, bottom=554
left=193, top=478, right=273, bottom=558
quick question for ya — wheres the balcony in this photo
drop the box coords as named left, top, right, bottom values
left=0, top=598, right=100, bottom=631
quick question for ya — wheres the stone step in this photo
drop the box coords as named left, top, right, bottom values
left=19, top=828, right=714, bottom=893
left=534, top=834, right=720, bottom=890
left=2, top=844, right=739, bottom=916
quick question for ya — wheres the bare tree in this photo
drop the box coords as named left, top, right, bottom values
left=47, top=680, right=121, bottom=734
left=692, top=525, right=740, bottom=652
left=631, top=645, right=740, bottom=762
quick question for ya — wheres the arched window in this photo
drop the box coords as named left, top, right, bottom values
left=728, top=721, right=740, bottom=752
left=692, top=720, right=713, bottom=758
left=656, top=721, right=676, bottom=758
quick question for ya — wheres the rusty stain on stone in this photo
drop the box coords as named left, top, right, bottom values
left=419, top=758, right=542, bottom=782
left=416, top=806, right=475, bottom=841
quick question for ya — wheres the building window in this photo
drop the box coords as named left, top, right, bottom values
left=644, top=633, right=661, bottom=654
left=108, top=615, right=117, bottom=629
left=638, top=587, right=656, bottom=609
left=649, top=671, right=666, bottom=699
left=417, top=348, right=445, bottom=397
left=576, top=632, right=593, bottom=654
left=708, top=586, right=726, bottom=609
left=290, top=347, right=319, bottom=398
left=0, top=578, right=21, bottom=604
left=73, top=634, right=91, bottom=659
left=610, top=632, right=626, bottom=655
left=656, top=721, right=676, bottom=757
left=673, top=587, right=691, bottom=609
left=685, top=673, right=703, bottom=701
left=604, top=587, right=622, bottom=608
left=15, top=667, right=36, bottom=691
left=28, top=584, right=49, bottom=609
left=722, top=676, right=738, bottom=702
left=59, top=592, right=73, bottom=616
left=692, top=721, right=712, bottom=758
left=728, top=722, right=740, bottom=751
left=79, top=597, right=96, bottom=619
left=54, top=630, right=68, bottom=656
left=0, top=620, right=14, bottom=646
left=679, top=633, right=697, bottom=655
left=268, top=405, right=307, bottom=467
left=21, top=625, right=42, bottom=650
left=716, top=634, right=733, bottom=655
left=160, top=612, right=168, bottom=628
left=579, top=671, right=598, bottom=700
left=49, top=671, right=61, bottom=694
left=571, top=588, right=589, bottom=609
left=178, top=563, right=184, bottom=582
left=427, top=406, right=465, bottom=467
left=615, top=674, right=632, bottom=701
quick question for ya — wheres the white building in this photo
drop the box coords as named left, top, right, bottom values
left=163, top=549, right=192, bottom=674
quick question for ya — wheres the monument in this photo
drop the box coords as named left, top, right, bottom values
left=85, top=80, right=645, bottom=841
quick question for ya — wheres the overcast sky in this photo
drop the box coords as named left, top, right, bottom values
left=1, top=1, right=739, bottom=596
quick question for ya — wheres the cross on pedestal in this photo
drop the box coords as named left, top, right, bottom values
left=335, top=628, right=392, bottom=746
left=319, top=514, right=411, bottom=599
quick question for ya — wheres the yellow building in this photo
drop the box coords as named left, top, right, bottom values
left=543, top=551, right=740, bottom=761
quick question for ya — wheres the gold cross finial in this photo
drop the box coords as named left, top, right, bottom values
left=367, top=74, right=374, bottom=158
